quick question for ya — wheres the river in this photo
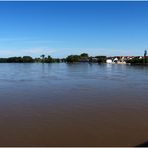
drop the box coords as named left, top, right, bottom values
left=0, top=63, right=148, bottom=146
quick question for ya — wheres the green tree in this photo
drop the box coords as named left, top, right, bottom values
left=40, top=54, right=45, bottom=63
left=66, top=55, right=80, bottom=63
left=7, top=57, right=23, bottom=63
left=80, top=53, right=89, bottom=58
left=95, top=56, right=107, bottom=63
left=23, top=56, right=34, bottom=63
left=45, top=55, right=53, bottom=63
left=126, top=57, right=143, bottom=64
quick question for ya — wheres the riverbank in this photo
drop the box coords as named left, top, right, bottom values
left=130, top=63, right=148, bottom=66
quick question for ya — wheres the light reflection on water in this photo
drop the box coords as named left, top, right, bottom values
left=0, top=63, right=148, bottom=146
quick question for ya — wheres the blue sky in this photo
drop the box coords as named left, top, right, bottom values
left=0, top=1, right=148, bottom=58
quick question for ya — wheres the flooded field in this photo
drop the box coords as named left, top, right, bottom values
left=0, top=63, right=148, bottom=146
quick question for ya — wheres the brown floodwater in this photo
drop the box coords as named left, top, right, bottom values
left=0, top=63, right=148, bottom=146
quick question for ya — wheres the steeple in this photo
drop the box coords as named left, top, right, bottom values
left=144, top=49, right=147, bottom=57
left=144, top=49, right=147, bottom=64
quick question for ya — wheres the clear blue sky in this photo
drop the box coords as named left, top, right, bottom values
left=0, top=1, right=148, bottom=58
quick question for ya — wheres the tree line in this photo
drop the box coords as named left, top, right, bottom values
left=0, top=55, right=61, bottom=63
left=0, top=53, right=107, bottom=63
left=0, top=53, right=147, bottom=64
left=126, top=57, right=148, bottom=64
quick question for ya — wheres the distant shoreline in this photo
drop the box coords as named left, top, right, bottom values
left=0, top=63, right=148, bottom=66
left=130, top=63, right=148, bottom=66
left=0, top=53, right=147, bottom=64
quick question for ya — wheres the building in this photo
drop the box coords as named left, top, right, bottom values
left=106, top=59, right=112, bottom=63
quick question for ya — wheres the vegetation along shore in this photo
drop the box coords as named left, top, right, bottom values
left=0, top=52, right=148, bottom=64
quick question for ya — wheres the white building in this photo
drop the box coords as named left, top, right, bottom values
left=113, top=57, right=118, bottom=63
left=106, top=59, right=112, bottom=63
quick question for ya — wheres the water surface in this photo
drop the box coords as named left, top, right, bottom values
left=0, top=63, right=148, bottom=146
